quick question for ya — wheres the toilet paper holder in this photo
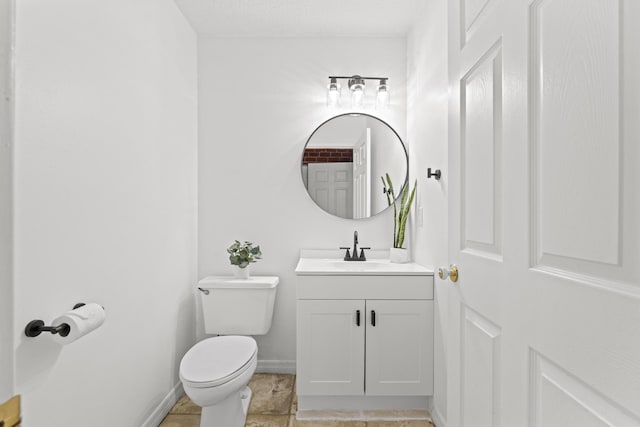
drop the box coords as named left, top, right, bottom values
left=24, top=303, right=86, bottom=338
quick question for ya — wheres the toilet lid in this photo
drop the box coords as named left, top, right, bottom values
left=180, top=336, right=257, bottom=387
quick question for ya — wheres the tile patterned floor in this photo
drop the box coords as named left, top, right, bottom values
left=159, top=374, right=435, bottom=427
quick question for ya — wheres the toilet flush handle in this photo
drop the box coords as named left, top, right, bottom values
left=197, top=287, right=210, bottom=295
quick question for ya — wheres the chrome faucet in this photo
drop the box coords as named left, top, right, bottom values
left=340, top=231, right=370, bottom=261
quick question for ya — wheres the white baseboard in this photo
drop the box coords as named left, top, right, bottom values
left=299, top=395, right=429, bottom=412
left=141, top=382, right=184, bottom=427
left=431, top=406, right=447, bottom=427
left=256, top=359, right=296, bottom=375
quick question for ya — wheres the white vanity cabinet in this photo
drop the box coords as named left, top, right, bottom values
left=297, top=298, right=433, bottom=396
left=297, top=299, right=365, bottom=395
left=294, top=264, right=434, bottom=410
left=365, top=299, right=433, bottom=396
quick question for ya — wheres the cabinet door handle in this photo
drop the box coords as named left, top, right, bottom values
left=356, top=310, right=361, bottom=326
left=371, top=310, right=376, bottom=327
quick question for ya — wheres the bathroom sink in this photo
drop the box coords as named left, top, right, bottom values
left=295, top=250, right=433, bottom=276
left=328, top=260, right=385, bottom=271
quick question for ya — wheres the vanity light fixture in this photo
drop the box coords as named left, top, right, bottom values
left=327, top=75, right=390, bottom=109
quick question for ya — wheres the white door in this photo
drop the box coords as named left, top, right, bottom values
left=307, top=162, right=353, bottom=218
left=447, top=1, right=640, bottom=427
left=365, top=299, right=433, bottom=396
left=353, top=128, right=371, bottom=219
left=296, top=299, right=365, bottom=395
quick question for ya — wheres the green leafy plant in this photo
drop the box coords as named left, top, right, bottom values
left=227, top=240, right=262, bottom=268
left=381, top=174, right=417, bottom=249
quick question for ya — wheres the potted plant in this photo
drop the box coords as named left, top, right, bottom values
left=227, top=240, right=262, bottom=279
left=382, top=174, right=417, bottom=263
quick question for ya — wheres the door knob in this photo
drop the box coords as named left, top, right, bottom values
left=438, top=266, right=449, bottom=280
left=438, top=264, right=459, bottom=283
left=449, top=264, right=459, bottom=282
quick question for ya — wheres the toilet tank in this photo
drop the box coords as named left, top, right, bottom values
left=198, top=276, right=279, bottom=335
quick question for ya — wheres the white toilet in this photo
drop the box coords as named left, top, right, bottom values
left=179, top=276, right=279, bottom=427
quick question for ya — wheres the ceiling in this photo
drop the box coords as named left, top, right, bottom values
left=174, top=0, right=425, bottom=37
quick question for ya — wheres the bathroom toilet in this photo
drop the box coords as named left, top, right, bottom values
left=179, top=276, right=279, bottom=427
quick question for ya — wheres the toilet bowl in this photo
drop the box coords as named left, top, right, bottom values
left=180, top=336, right=258, bottom=427
left=179, top=276, right=279, bottom=427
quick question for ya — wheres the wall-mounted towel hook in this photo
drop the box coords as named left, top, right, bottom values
left=427, top=168, right=441, bottom=180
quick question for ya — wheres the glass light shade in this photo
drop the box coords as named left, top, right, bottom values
left=348, top=76, right=366, bottom=109
left=376, top=80, right=390, bottom=109
left=350, top=84, right=365, bottom=108
left=326, top=80, right=341, bottom=107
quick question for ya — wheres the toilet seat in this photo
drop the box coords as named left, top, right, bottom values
left=180, top=336, right=257, bottom=389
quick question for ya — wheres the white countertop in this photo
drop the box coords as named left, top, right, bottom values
left=295, top=249, right=434, bottom=276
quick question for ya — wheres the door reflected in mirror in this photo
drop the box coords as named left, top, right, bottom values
left=301, top=113, right=408, bottom=219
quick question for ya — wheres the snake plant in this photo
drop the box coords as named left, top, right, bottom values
left=381, top=174, right=417, bottom=249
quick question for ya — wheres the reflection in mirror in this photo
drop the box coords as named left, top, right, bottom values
left=301, top=113, right=407, bottom=219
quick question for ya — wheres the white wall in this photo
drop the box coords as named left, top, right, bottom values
left=307, top=115, right=367, bottom=147
left=407, top=0, right=449, bottom=424
left=198, top=37, right=406, bottom=365
left=13, top=1, right=197, bottom=426
left=0, top=0, right=14, bottom=402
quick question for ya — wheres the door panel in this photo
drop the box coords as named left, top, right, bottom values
left=296, top=299, right=365, bottom=395
left=460, top=41, right=502, bottom=259
left=530, top=0, right=638, bottom=287
left=448, top=0, right=640, bottom=426
left=307, top=162, right=353, bottom=218
left=353, top=128, right=371, bottom=219
left=461, top=306, right=501, bottom=427
left=461, top=0, right=498, bottom=48
left=531, top=0, right=621, bottom=267
left=365, top=300, right=433, bottom=396
left=531, top=351, right=640, bottom=427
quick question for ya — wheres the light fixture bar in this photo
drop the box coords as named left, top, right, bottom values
left=328, top=75, right=388, bottom=81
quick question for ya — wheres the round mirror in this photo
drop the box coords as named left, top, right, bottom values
left=301, top=113, right=408, bottom=219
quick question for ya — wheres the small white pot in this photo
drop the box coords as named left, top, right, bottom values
left=233, top=265, right=250, bottom=279
left=390, top=247, right=410, bottom=263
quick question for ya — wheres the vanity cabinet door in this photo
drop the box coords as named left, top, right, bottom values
left=296, top=299, right=365, bottom=395
left=365, top=300, right=434, bottom=396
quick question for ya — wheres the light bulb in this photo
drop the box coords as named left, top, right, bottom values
left=376, top=79, right=390, bottom=109
left=348, top=76, right=366, bottom=109
left=351, top=86, right=364, bottom=108
left=326, top=78, right=341, bottom=107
